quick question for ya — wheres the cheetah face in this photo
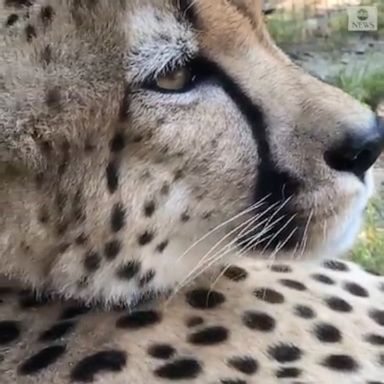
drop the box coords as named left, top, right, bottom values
left=0, top=0, right=383, bottom=305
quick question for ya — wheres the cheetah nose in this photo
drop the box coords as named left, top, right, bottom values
left=324, top=115, right=384, bottom=179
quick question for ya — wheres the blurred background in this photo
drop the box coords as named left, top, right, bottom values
left=264, top=0, right=384, bottom=273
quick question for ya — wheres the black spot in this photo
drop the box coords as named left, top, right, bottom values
left=111, top=203, right=126, bottom=233
left=221, top=380, right=247, bottom=384
left=369, top=309, right=384, bottom=326
left=0, top=321, right=20, bottom=345
left=4, top=0, right=33, bottom=7
left=40, top=5, right=54, bottom=24
left=311, top=273, right=335, bottom=285
left=18, top=345, right=66, bottom=375
left=39, top=321, right=75, bottom=342
left=104, top=240, right=121, bottom=260
left=55, top=191, right=67, bottom=213
left=325, top=296, right=353, bottom=312
left=119, top=85, right=130, bottom=121
left=5, top=13, right=18, bottom=26
left=144, top=201, right=156, bottom=217
left=139, top=270, right=156, bottom=287
left=365, top=334, right=384, bottom=345
left=188, top=326, right=229, bottom=345
left=25, top=24, right=36, bottom=41
left=110, top=132, right=125, bottom=153
left=228, top=356, right=258, bottom=375
left=106, top=160, right=119, bottom=194
left=84, top=251, right=101, bottom=272
left=45, top=87, right=61, bottom=109
left=242, top=311, right=275, bottom=332
left=223, top=266, right=248, bottom=282
left=75, top=233, right=88, bottom=246
left=38, top=206, right=49, bottom=224
left=155, top=358, right=202, bottom=380
left=294, top=305, right=316, bottom=319
left=186, top=316, right=204, bottom=328
left=268, top=343, right=302, bottom=363
left=322, top=354, right=359, bottom=372
left=186, top=289, right=225, bottom=310
left=156, top=240, right=169, bottom=253
left=0, top=287, right=14, bottom=295
left=253, top=287, right=284, bottom=304
left=314, top=323, right=342, bottom=343
left=70, top=350, right=127, bottom=382
left=60, top=305, right=90, bottom=320
left=117, top=261, right=140, bottom=280
left=276, top=367, right=301, bottom=378
left=116, top=310, right=162, bottom=329
left=19, top=291, right=50, bottom=309
left=138, top=231, right=154, bottom=246
left=160, top=183, right=170, bottom=195
left=181, top=212, right=190, bottom=222
left=344, top=282, right=369, bottom=297
left=148, top=344, right=176, bottom=360
left=271, top=264, right=292, bottom=273
left=173, top=169, right=184, bottom=181
left=323, top=260, right=349, bottom=272
left=279, top=279, right=306, bottom=291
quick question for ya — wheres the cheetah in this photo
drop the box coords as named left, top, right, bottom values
left=0, top=0, right=383, bottom=382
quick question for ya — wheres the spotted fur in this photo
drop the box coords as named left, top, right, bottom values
left=0, top=0, right=383, bottom=382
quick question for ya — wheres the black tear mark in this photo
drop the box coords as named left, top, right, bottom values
left=70, top=350, right=127, bottom=382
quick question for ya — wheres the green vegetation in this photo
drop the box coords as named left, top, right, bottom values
left=351, top=198, right=384, bottom=274
left=332, top=65, right=384, bottom=109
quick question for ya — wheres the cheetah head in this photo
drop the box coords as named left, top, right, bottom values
left=0, top=0, right=383, bottom=305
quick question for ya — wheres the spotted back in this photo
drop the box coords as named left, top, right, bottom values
left=0, top=259, right=383, bottom=383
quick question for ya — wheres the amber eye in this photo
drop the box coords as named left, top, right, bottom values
left=154, top=67, right=194, bottom=92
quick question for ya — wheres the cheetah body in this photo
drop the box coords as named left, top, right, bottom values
left=0, top=0, right=383, bottom=383
left=0, top=259, right=383, bottom=383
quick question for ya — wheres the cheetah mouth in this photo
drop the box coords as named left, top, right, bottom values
left=236, top=188, right=370, bottom=259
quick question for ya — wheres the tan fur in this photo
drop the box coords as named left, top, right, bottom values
left=0, top=259, right=383, bottom=383
left=0, top=0, right=382, bottom=382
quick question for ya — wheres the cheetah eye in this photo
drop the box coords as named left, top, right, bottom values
left=153, top=67, right=195, bottom=93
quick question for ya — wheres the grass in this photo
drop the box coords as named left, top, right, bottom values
left=350, top=198, right=384, bottom=274
left=332, top=65, right=384, bottom=109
